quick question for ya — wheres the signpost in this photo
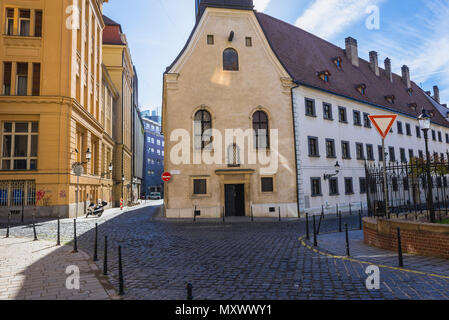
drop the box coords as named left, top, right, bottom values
left=73, top=164, right=84, bottom=219
left=369, top=115, right=398, bottom=218
left=162, top=172, right=172, bottom=182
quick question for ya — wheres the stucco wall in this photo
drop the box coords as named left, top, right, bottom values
left=163, top=8, right=298, bottom=218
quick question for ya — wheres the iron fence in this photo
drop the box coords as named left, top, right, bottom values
left=365, top=157, right=449, bottom=220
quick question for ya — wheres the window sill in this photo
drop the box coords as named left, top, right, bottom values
left=345, top=192, right=355, bottom=196
left=309, top=155, right=320, bottom=158
left=339, top=121, right=348, bottom=124
left=329, top=193, right=340, bottom=196
left=324, top=118, right=334, bottom=121
left=311, top=194, right=323, bottom=198
left=305, top=114, right=317, bottom=118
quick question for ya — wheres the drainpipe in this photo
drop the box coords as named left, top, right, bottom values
left=291, top=80, right=301, bottom=218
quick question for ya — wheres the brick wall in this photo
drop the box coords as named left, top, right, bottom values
left=363, top=218, right=449, bottom=260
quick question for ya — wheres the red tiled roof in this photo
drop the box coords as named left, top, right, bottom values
left=255, top=12, right=449, bottom=127
left=102, top=15, right=125, bottom=45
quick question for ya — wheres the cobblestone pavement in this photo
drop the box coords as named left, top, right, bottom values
left=2, top=205, right=449, bottom=300
left=0, top=238, right=113, bottom=300
left=314, top=230, right=449, bottom=278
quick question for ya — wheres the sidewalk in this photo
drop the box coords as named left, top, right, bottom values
left=313, top=230, right=449, bottom=278
left=0, top=237, right=115, bottom=300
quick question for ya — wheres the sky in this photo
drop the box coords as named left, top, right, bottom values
left=103, top=0, right=449, bottom=114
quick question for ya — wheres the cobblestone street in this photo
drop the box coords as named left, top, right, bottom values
left=1, top=203, right=449, bottom=300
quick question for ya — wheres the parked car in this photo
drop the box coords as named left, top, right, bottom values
left=149, top=192, right=162, bottom=200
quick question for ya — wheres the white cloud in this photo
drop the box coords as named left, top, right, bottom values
left=358, top=0, right=449, bottom=103
left=295, top=0, right=384, bottom=40
left=253, top=0, right=271, bottom=12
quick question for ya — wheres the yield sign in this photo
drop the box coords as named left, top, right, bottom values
left=369, top=115, right=398, bottom=139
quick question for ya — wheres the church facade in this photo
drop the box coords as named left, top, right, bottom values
left=162, top=0, right=449, bottom=218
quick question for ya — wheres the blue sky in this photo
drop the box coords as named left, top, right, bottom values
left=103, top=0, right=449, bottom=113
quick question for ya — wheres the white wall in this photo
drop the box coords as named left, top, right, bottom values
left=293, top=85, right=449, bottom=214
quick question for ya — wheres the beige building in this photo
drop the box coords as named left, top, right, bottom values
left=0, top=0, right=120, bottom=218
left=163, top=1, right=299, bottom=218
left=102, top=15, right=135, bottom=207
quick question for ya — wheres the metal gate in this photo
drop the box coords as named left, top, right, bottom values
left=0, top=180, right=36, bottom=209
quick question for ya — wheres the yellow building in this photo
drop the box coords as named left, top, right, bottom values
left=163, top=1, right=298, bottom=218
left=102, top=15, right=134, bottom=207
left=0, top=0, right=120, bottom=218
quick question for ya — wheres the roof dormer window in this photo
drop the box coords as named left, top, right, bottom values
left=356, top=84, right=367, bottom=95
left=333, top=57, right=342, bottom=69
left=318, top=70, right=331, bottom=82
left=407, top=88, right=413, bottom=96
left=408, top=103, right=418, bottom=111
left=385, top=95, right=395, bottom=104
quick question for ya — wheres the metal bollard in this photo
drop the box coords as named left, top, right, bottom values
left=32, top=214, right=38, bottom=241
left=73, top=219, right=78, bottom=253
left=305, top=213, right=310, bottom=240
left=397, top=228, right=404, bottom=268
left=321, top=205, right=325, bottom=220
left=187, top=283, right=193, bottom=300
left=103, top=236, right=108, bottom=275
left=345, top=223, right=350, bottom=256
left=278, top=207, right=281, bottom=222
left=6, top=213, right=10, bottom=238
left=313, top=215, right=317, bottom=247
left=56, top=216, right=60, bottom=246
left=93, top=223, right=98, bottom=261
left=359, top=210, right=362, bottom=230
left=118, top=246, right=124, bottom=296
left=222, top=206, right=225, bottom=223
left=338, top=211, right=342, bottom=233
left=251, top=206, right=254, bottom=222
left=193, top=206, right=196, bottom=222
left=349, top=203, right=352, bottom=216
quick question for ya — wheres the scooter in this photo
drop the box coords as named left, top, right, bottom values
left=86, top=201, right=108, bottom=218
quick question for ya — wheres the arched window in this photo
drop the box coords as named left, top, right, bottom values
left=194, top=109, right=212, bottom=150
left=223, top=48, right=239, bottom=71
left=252, top=111, right=269, bottom=149
left=227, top=143, right=240, bottom=167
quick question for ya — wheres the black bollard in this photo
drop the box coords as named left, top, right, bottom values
left=187, top=283, right=193, bottom=300
left=359, top=210, right=362, bottom=230
left=338, top=211, right=342, bottom=233
left=278, top=207, right=281, bottom=222
left=305, top=213, right=310, bottom=240
left=118, top=246, right=124, bottom=296
left=32, top=214, right=38, bottom=241
left=56, top=216, right=60, bottom=246
left=313, top=215, right=317, bottom=247
left=93, top=223, right=98, bottom=261
left=251, top=206, right=254, bottom=222
left=349, top=203, right=352, bottom=216
left=6, top=213, right=10, bottom=238
left=397, top=228, right=404, bottom=268
left=103, top=236, right=108, bottom=275
left=73, top=219, right=78, bottom=253
left=193, top=206, right=196, bottom=222
left=321, top=205, right=325, bottom=220
left=222, top=207, right=225, bottom=223
left=345, top=223, right=350, bottom=256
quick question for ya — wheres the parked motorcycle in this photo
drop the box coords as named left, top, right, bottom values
left=86, top=201, right=108, bottom=218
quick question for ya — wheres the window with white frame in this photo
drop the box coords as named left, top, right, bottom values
left=1, top=122, right=38, bottom=170
left=19, top=10, right=31, bottom=36
left=6, top=8, right=14, bottom=36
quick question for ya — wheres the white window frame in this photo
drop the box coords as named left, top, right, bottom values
left=1, top=121, right=38, bottom=171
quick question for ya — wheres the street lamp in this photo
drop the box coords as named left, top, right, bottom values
left=418, top=109, right=436, bottom=223
left=324, top=161, right=341, bottom=180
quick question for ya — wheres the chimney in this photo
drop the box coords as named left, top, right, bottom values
left=345, top=37, right=359, bottom=67
left=384, top=58, right=392, bottom=82
left=433, top=85, right=440, bottom=103
left=401, top=65, right=411, bottom=89
left=369, top=51, right=380, bottom=76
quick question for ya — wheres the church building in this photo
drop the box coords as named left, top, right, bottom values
left=162, top=0, right=449, bottom=217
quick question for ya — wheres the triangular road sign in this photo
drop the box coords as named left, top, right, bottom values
left=369, top=115, right=398, bottom=139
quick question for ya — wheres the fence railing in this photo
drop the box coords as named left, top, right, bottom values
left=365, top=157, right=449, bottom=221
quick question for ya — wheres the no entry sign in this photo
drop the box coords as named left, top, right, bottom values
left=162, top=172, right=172, bottom=182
